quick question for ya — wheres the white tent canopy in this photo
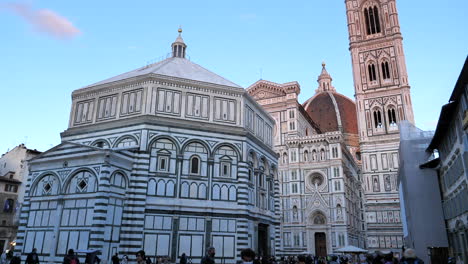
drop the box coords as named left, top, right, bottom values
left=335, top=246, right=368, bottom=253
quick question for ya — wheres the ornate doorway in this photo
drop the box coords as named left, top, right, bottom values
left=314, top=233, right=327, bottom=257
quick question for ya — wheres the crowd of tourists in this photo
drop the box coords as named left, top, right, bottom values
left=0, top=247, right=425, bottom=264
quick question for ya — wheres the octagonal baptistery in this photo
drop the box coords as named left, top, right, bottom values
left=303, top=63, right=360, bottom=151
left=16, top=30, right=279, bottom=264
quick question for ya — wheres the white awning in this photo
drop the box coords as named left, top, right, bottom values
left=335, top=246, right=368, bottom=253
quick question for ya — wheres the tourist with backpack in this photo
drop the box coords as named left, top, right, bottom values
left=63, top=249, right=80, bottom=264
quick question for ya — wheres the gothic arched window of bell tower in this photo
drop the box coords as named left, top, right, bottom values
left=364, top=6, right=381, bottom=35
left=381, top=61, right=391, bottom=80
left=388, top=108, right=397, bottom=126
left=373, top=110, right=382, bottom=128
left=368, top=64, right=377, bottom=81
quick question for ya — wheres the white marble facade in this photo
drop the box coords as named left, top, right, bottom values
left=247, top=77, right=365, bottom=256
left=16, top=32, right=278, bottom=264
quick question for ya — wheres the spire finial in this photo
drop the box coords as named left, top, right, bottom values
left=315, top=62, right=336, bottom=93
left=172, top=27, right=187, bottom=58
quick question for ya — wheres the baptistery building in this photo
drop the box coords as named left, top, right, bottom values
left=15, top=31, right=278, bottom=264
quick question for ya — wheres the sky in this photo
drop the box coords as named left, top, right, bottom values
left=0, top=0, right=467, bottom=154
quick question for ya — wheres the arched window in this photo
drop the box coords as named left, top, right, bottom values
left=364, top=6, right=381, bottom=35
left=373, top=110, right=382, bottom=128
left=335, top=181, right=341, bottom=191
left=381, top=61, right=391, bottom=80
left=67, top=171, right=97, bottom=194
left=166, top=179, right=175, bottom=195
left=190, top=156, right=200, bottom=175
left=212, top=184, right=221, bottom=200
left=190, top=183, right=198, bottom=198
left=228, top=186, right=237, bottom=201
left=291, top=151, right=297, bottom=162
left=221, top=185, right=229, bottom=200
left=332, top=147, right=338, bottom=158
left=156, top=180, right=166, bottom=196
left=33, top=175, right=59, bottom=196
left=388, top=108, right=397, bottom=126
left=368, top=64, right=377, bottom=81
left=181, top=182, right=189, bottom=198
left=110, top=172, right=126, bottom=189
left=184, top=142, right=207, bottom=176
left=198, top=183, right=207, bottom=199
left=147, top=179, right=156, bottom=195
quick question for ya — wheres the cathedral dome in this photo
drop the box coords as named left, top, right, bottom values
left=303, top=92, right=358, bottom=135
left=303, top=63, right=358, bottom=135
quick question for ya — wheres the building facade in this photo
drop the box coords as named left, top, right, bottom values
left=344, top=0, right=415, bottom=253
left=398, top=121, right=448, bottom=264
left=15, top=32, right=278, bottom=264
left=427, top=57, right=468, bottom=264
left=248, top=65, right=365, bottom=256
left=0, top=144, right=41, bottom=252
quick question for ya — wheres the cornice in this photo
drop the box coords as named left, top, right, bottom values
left=285, top=131, right=343, bottom=146
left=349, top=33, right=403, bottom=50
left=72, top=74, right=245, bottom=100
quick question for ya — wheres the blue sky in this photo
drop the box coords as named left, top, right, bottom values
left=0, top=0, right=467, bottom=153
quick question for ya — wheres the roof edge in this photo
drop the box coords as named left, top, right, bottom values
left=427, top=102, right=457, bottom=150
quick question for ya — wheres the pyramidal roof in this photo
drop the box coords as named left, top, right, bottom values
left=83, top=29, right=241, bottom=89
left=84, top=57, right=242, bottom=88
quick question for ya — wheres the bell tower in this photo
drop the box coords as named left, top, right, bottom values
left=345, top=0, right=415, bottom=252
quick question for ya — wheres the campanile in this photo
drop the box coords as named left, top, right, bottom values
left=345, top=0, right=415, bottom=252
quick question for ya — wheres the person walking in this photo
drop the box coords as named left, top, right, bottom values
left=201, top=247, right=215, bottom=264
left=237, top=248, right=255, bottom=264
left=121, top=256, right=128, bottom=264
left=136, top=251, right=146, bottom=264
left=297, top=256, right=306, bottom=264
left=111, top=254, right=120, bottom=264
left=400, top=249, right=423, bottom=264
left=63, top=249, right=80, bottom=264
left=329, top=256, right=339, bottom=264
left=9, top=254, right=20, bottom=264
left=26, top=248, right=40, bottom=264
left=180, top=253, right=188, bottom=264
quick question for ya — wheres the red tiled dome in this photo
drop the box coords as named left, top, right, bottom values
left=303, top=92, right=358, bottom=135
